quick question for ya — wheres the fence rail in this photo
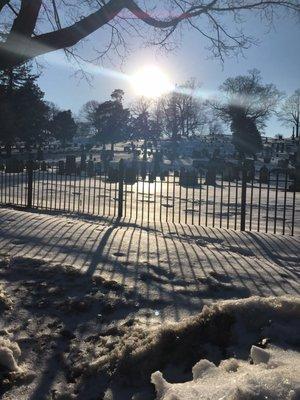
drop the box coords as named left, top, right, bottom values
left=0, top=160, right=298, bottom=235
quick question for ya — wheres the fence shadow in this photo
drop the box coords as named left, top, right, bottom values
left=0, top=207, right=299, bottom=399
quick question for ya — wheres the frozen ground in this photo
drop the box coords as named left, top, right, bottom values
left=0, top=207, right=299, bottom=399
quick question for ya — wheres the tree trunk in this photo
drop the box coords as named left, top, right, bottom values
left=5, top=142, right=12, bottom=157
left=143, top=140, right=147, bottom=161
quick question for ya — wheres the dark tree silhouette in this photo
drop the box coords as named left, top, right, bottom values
left=0, top=65, right=33, bottom=155
left=92, top=90, right=129, bottom=150
left=230, top=106, right=263, bottom=158
left=17, top=80, right=49, bottom=149
left=0, top=65, right=48, bottom=154
left=50, top=110, right=77, bottom=147
left=0, top=1, right=299, bottom=70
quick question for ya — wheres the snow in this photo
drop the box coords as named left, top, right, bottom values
left=0, top=207, right=298, bottom=324
left=0, top=338, right=21, bottom=372
left=151, top=346, right=300, bottom=400
left=250, top=345, right=270, bottom=364
left=0, top=207, right=299, bottom=399
left=150, top=296, right=300, bottom=400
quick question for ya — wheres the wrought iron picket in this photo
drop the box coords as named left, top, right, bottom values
left=0, top=159, right=298, bottom=235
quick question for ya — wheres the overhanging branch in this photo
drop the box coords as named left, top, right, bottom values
left=0, top=0, right=299, bottom=70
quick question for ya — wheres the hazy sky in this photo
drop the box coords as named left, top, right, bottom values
left=37, top=10, right=300, bottom=137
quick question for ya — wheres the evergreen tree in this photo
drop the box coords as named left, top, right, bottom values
left=15, top=79, right=49, bottom=149
left=92, top=90, right=129, bottom=150
left=0, top=65, right=47, bottom=155
left=132, top=110, right=151, bottom=141
left=50, top=110, right=77, bottom=147
left=230, top=106, right=262, bottom=158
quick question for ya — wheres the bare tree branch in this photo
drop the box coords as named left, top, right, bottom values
left=0, top=0, right=10, bottom=13
left=0, top=0, right=299, bottom=70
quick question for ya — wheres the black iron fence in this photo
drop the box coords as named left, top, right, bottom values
left=0, top=160, right=298, bottom=235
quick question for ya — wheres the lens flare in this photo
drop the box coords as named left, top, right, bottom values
left=130, top=65, right=174, bottom=98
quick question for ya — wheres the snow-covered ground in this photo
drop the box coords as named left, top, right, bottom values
left=0, top=207, right=299, bottom=399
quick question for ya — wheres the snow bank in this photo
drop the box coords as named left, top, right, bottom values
left=0, top=337, right=21, bottom=372
left=0, top=284, right=13, bottom=310
left=149, top=296, right=300, bottom=399
left=151, top=345, right=300, bottom=400
left=84, top=296, right=299, bottom=388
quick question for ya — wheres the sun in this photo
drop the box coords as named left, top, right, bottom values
left=130, top=65, right=173, bottom=98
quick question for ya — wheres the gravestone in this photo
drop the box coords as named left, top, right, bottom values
left=87, top=160, right=95, bottom=177
left=58, top=161, right=65, bottom=175
left=244, top=159, right=255, bottom=182
left=205, top=161, right=216, bottom=185
left=37, top=148, right=44, bottom=161
left=259, top=165, right=269, bottom=184
left=65, top=155, right=76, bottom=174
left=223, top=163, right=235, bottom=182
left=80, top=147, right=86, bottom=171
left=5, top=158, right=23, bottom=173
left=124, top=163, right=137, bottom=184
left=179, top=169, right=198, bottom=187
left=40, top=161, right=47, bottom=172
left=107, top=165, right=119, bottom=182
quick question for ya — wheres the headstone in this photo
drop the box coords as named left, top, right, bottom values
left=41, top=161, right=47, bottom=172
left=80, top=148, right=86, bottom=171
left=65, top=155, right=76, bottom=174
left=87, top=160, right=95, bottom=177
left=58, top=161, right=65, bottom=175
left=124, top=163, right=137, bottom=184
left=205, top=162, right=216, bottom=185
left=5, top=158, right=23, bottom=173
left=223, top=163, right=235, bottom=182
left=259, top=165, right=269, bottom=184
left=108, top=168, right=119, bottom=182
left=94, top=162, right=102, bottom=175
left=244, top=159, right=255, bottom=182
left=37, top=148, right=44, bottom=161
left=179, top=169, right=198, bottom=187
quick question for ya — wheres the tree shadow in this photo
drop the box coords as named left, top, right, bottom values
left=0, top=207, right=299, bottom=399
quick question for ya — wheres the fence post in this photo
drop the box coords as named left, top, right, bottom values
left=240, top=161, right=247, bottom=231
left=27, top=160, right=34, bottom=208
left=118, top=159, right=124, bottom=218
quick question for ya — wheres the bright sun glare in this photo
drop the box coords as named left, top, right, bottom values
left=131, top=65, right=173, bottom=98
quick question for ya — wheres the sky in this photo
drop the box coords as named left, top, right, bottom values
left=36, top=8, right=300, bottom=137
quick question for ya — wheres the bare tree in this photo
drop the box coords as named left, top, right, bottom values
left=208, top=119, right=223, bottom=136
left=278, top=89, right=300, bottom=138
left=130, top=97, right=163, bottom=145
left=212, top=69, right=282, bottom=157
left=130, top=96, right=151, bottom=119
left=213, top=69, right=282, bottom=129
left=80, top=100, right=100, bottom=122
left=158, top=79, right=207, bottom=139
left=0, top=1, right=299, bottom=70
